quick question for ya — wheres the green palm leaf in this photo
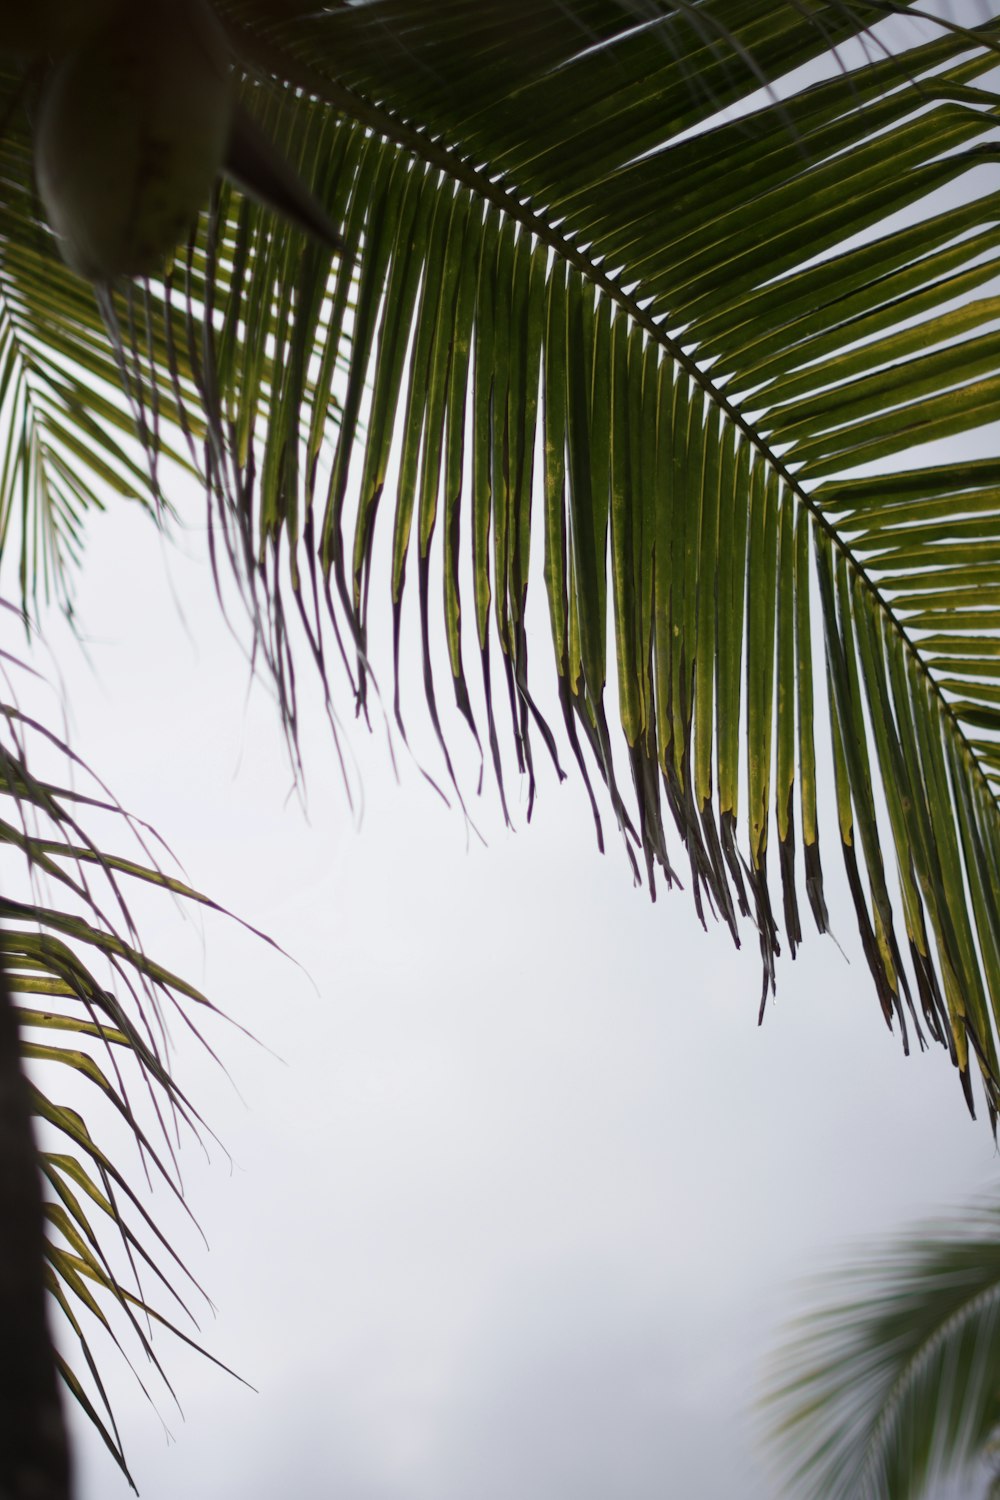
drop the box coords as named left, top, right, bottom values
left=763, top=1198, right=1000, bottom=1500
left=5, top=1, right=998, bottom=1117
left=0, top=654, right=250, bottom=1488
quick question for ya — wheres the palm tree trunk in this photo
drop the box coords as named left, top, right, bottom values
left=0, top=950, right=72, bottom=1499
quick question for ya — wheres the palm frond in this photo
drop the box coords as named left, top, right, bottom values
left=3, top=1, right=1000, bottom=1120
left=0, top=655, right=248, bottom=1486
left=763, top=1197, right=1000, bottom=1500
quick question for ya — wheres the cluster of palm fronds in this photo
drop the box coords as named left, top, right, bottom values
left=1, top=1, right=999, bottom=1492
left=40, top=0, right=998, bottom=1109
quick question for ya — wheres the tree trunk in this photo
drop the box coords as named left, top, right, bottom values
left=0, top=951, right=72, bottom=1500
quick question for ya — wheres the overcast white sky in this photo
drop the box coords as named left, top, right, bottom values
left=6, top=3, right=1000, bottom=1496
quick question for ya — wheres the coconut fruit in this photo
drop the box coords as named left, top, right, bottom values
left=34, top=0, right=235, bottom=279
left=0, top=0, right=119, bottom=59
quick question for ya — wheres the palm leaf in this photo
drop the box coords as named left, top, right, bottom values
left=5, top=5, right=1000, bottom=1107
left=0, top=654, right=249, bottom=1486
left=763, top=1197, right=1000, bottom=1500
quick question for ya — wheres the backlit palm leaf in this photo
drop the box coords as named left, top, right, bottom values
left=764, top=1198, right=1000, bottom=1499
left=4, top=1, right=999, bottom=1107
left=136, top=1, right=1000, bottom=1114
left=0, top=656, right=248, bottom=1487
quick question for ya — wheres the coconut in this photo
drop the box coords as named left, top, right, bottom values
left=0, top=0, right=118, bottom=58
left=33, top=0, right=235, bottom=279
